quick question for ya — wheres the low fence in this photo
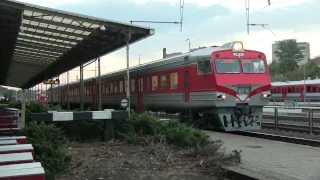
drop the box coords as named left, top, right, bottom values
left=264, top=106, right=320, bottom=134
left=31, top=109, right=129, bottom=141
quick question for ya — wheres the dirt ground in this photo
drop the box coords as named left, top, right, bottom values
left=56, top=140, right=228, bottom=180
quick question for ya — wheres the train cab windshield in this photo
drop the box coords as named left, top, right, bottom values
left=214, top=59, right=240, bottom=73
left=241, top=59, right=266, bottom=73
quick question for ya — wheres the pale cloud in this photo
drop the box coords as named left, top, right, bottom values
left=11, top=0, right=320, bottom=88
left=133, top=0, right=313, bottom=11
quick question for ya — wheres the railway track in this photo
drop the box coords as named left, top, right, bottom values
left=150, top=113, right=320, bottom=147
left=262, top=122, right=320, bottom=134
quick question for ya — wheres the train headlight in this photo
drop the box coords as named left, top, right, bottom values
left=261, top=92, right=271, bottom=99
left=217, top=94, right=226, bottom=100
left=233, top=41, right=243, bottom=52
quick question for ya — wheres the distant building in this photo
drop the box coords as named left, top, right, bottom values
left=311, top=56, right=320, bottom=68
left=162, top=48, right=182, bottom=58
left=272, top=39, right=310, bottom=62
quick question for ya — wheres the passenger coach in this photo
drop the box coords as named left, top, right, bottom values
left=271, top=79, right=320, bottom=102
left=49, top=41, right=271, bottom=131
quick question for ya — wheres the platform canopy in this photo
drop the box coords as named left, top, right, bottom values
left=0, top=0, right=155, bottom=89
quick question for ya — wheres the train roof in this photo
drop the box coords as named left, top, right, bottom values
left=271, top=79, right=320, bottom=86
left=52, top=41, right=265, bottom=89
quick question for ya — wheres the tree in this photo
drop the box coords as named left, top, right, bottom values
left=268, top=61, right=278, bottom=75
left=273, top=39, right=302, bottom=75
left=274, top=39, right=303, bottom=60
left=278, top=58, right=299, bottom=75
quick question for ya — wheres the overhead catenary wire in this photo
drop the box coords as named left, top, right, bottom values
left=136, top=0, right=153, bottom=15
left=249, top=0, right=320, bottom=36
left=71, top=0, right=319, bottom=81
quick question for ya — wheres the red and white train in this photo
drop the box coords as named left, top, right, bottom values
left=271, top=79, right=320, bottom=102
left=49, top=41, right=271, bottom=131
left=36, top=91, right=48, bottom=103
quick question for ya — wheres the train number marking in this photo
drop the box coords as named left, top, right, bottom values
left=233, top=52, right=244, bottom=58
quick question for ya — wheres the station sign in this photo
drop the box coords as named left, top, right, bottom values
left=43, top=79, right=60, bottom=84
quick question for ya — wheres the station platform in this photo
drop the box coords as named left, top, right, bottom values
left=203, top=130, right=320, bottom=180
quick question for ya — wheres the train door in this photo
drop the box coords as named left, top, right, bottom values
left=137, top=77, right=144, bottom=113
left=300, top=86, right=304, bottom=101
left=282, top=87, right=287, bottom=100
left=184, top=70, right=190, bottom=102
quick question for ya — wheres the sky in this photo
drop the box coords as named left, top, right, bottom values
left=3, top=0, right=320, bottom=90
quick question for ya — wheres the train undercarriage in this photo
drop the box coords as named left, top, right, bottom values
left=179, top=104, right=262, bottom=131
left=55, top=101, right=262, bottom=131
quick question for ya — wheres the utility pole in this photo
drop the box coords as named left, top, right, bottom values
left=67, top=71, right=70, bottom=111
left=180, top=0, right=184, bottom=32
left=245, top=0, right=271, bottom=35
left=186, top=38, right=191, bottom=52
left=80, top=62, right=84, bottom=111
left=98, top=56, right=101, bottom=110
left=125, top=30, right=131, bottom=117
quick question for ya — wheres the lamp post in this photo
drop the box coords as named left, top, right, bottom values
left=294, top=54, right=306, bottom=103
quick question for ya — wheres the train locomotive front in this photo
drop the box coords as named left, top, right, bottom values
left=194, top=41, right=271, bottom=131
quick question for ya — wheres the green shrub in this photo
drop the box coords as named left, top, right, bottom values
left=57, top=120, right=104, bottom=142
left=20, top=122, right=71, bottom=180
left=8, top=101, right=21, bottom=109
left=27, top=101, right=50, bottom=113
left=164, top=120, right=210, bottom=149
left=21, top=121, right=66, bottom=148
left=117, top=112, right=210, bottom=149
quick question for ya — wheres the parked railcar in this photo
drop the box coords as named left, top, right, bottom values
left=49, top=41, right=271, bottom=131
left=271, top=79, right=320, bottom=102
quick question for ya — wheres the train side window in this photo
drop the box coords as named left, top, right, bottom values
left=114, top=82, right=118, bottom=93
left=152, top=75, right=158, bottom=90
left=318, top=87, right=320, bottom=92
left=197, top=58, right=213, bottom=75
left=295, top=87, right=299, bottom=93
left=140, top=78, right=143, bottom=92
left=312, top=86, right=317, bottom=92
left=120, top=81, right=123, bottom=93
left=160, top=75, right=168, bottom=90
left=131, top=79, right=135, bottom=92
left=105, top=83, right=109, bottom=94
left=170, top=72, right=178, bottom=90
left=110, top=83, right=114, bottom=93
left=288, top=87, right=292, bottom=93
left=307, top=86, right=311, bottom=92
